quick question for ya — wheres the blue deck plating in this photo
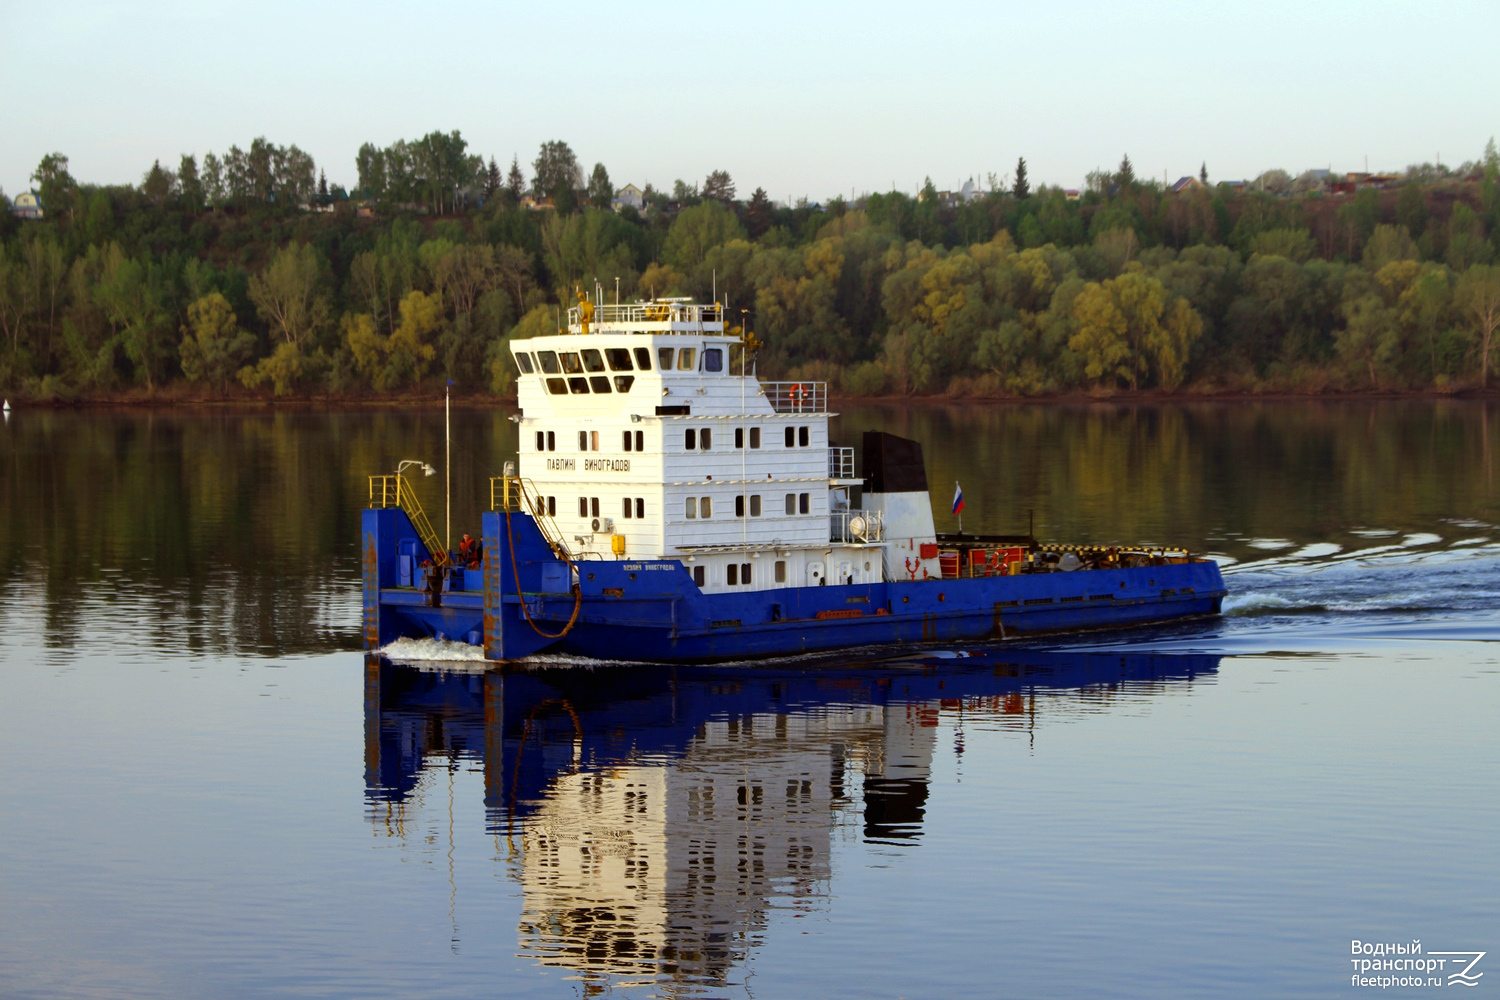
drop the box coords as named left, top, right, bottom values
left=362, top=506, right=1226, bottom=662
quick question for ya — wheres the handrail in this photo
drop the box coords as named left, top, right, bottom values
left=565, top=301, right=724, bottom=331
left=489, top=475, right=571, bottom=559
left=762, top=381, right=828, bottom=413
left=368, top=474, right=449, bottom=567
left=828, top=446, right=854, bottom=479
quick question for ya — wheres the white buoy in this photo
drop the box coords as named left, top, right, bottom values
left=1, top=400, right=9, bottom=412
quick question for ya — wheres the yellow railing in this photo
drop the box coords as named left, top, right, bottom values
left=369, top=474, right=449, bottom=567
left=490, top=475, right=570, bottom=558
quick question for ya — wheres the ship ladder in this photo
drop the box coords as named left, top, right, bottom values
left=369, top=474, right=449, bottom=567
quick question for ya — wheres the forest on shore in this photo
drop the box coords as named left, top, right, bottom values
left=3, top=134, right=1499, bottom=403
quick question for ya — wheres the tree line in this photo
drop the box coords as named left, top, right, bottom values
left=2, top=137, right=1499, bottom=401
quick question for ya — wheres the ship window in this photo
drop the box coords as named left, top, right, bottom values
left=560, top=352, right=584, bottom=374
left=775, top=560, right=786, bottom=583
left=623, top=431, right=633, bottom=452
left=536, top=431, right=545, bottom=451
left=727, top=563, right=738, bottom=586
left=590, top=431, right=599, bottom=451
left=785, top=493, right=795, bottom=515
left=700, top=428, right=712, bottom=450
left=515, top=352, right=535, bottom=374
left=635, top=498, right=644, bottom=519
left=784, top=426, right=794, bottom=447
left=546, top=377, right=567, bottom=395
left=677, top=348, right=696, bottom=371
left=581, top=349, right=606, bottom=372
left=735, top=495, right=745, bottom=517
left=750, top=495, right=761, bottom=516
left=750, top=427, right=761, bottom=448
left=703, top=348, right=723, bottom=372
left=623, top=498, right=632, bottom=518
left=799, top=493, right=810, bottom=514
left=547, top=431, right=555, bottom=451
left=735, top=427, right=743, bottom=449
left=579, top=497, right=588, bottom=517
left=634, top=430, right=643, bottom=452
left=741, top=563, right=751, bottom=585
left=605, top=348, right=633, bottom=371
left=591, top=498, right=600, bottom=518
left=685, top=497, right=697, bottom=519
left=547, top=496, right=556, bottom=517
left=568, top=377, right=589, bottom=394
left=614, top=375, right=634, bottom=393
left=693, top=564, right=705, bottom=587
left=685, top=428, right=696, bottom=449
left=589, top=375, right=612, bottom=393
left=537, top=350, right=561, bottom=374
left=579, top=431, right=588, bottom=452
left=633, top=347, right=652, bottom=370
left=700, top=496, right=712, bottom=518
left=658, top=347, right=674, bottom=370
left=799, top=426, right=809, bottom=447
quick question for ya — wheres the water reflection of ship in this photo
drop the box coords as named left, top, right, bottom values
left=363, top=648, right=1219, bottom=986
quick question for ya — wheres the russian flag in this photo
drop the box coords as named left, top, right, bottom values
left=952, top=481, right=965, bottom=515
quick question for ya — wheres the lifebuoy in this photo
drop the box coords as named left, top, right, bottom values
left=789, top=382, right=806, bottom=405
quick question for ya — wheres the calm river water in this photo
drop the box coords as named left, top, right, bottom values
left=2, top=400, right=1497, bottom=998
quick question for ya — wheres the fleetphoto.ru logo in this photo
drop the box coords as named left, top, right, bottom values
left=1350, top=940, right=1486, bottom=988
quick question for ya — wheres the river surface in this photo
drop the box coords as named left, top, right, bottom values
left=1, top=400, right=1497, bottom=998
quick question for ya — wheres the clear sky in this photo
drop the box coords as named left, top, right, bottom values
left=3, top=0, right=1496, bottom=202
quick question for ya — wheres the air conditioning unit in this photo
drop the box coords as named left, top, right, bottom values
left=591, top=517, right=614, bottom=533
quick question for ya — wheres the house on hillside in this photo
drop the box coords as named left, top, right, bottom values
left=519, top=195, right=555, bottom=211
left=10, top=191, right=44, bottom=219
left=1064, top=189, right=1081, bottom=201
left=612, top=184, right=645, bottom=213
left=1169, top=176, right=1203, bottom=194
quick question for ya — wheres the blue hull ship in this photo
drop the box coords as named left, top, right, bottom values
left=361, top=299, right=1225, bottom=662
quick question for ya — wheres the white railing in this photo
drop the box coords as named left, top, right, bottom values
left=828, top=446, right=854, bottom=479
left=831, top=509, right=883, bottom=544
left=567, top=301, right=723, bottom=331
left=762, top=381, right=828, bottom=413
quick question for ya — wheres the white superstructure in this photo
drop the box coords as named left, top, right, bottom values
left=510, top=299, right=886, bottom=593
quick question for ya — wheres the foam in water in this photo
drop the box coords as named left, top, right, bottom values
left=381, top=636, right=489, bottom=663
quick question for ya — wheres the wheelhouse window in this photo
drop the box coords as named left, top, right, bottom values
left=581, top=349, right=606, bottom=372
left=560, top=352, right=584, bottom=375
left=676, top=348, right=697, bottom=371
left=537, top=351, right=561, bottom=374
left=514, top=352, right=535, bottom=374
left=658, top=347, right=674, bottom=370
left=633, top=347, right=652, bottom=370
left=568, top=377, right=588, bottom=394
left=605, top=348, right=633, bottom=371
left=614, top=375, right=634, bottom=393
left=589, top=376, right=612, bottom=393
left=703, top=348, right=723, bottom=372
left=546, top=378, right=567, bottom=395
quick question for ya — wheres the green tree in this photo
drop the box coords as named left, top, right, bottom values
left=1455, top=264, right=1500, bottom=385
left=1012, top=157, right=1029, bottom=200
left=1069, top=282, right=1130, bottom=387
left=532, top=140, right=581, bottom=211
left=31, top=153, right=76, bottom=216
left=1115, top=154, right=1135, bottom=193
left=249, top=242, right=330, bottom=349
left=663, top=200, right=745, bottom=276
left=702, top=170, right=736, bottom=203
left=179, top=292, right=255, bottom=394
left=587, top=162, right=613, bottom=209
left=746, top=188, right=774, bottom=239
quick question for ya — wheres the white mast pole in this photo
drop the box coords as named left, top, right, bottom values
left=445, top=383, right=451, bottom=558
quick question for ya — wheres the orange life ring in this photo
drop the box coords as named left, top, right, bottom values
left=789, top=382, right=805, bottom=404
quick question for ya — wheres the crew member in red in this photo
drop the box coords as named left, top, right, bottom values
left=458, top=533, right=482, bottom=568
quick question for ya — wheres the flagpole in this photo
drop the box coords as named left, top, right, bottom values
left=445, top=382, right=451, bottom=557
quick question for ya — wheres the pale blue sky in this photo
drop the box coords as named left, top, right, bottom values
left=3, top=0, right=1496, bottom=202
